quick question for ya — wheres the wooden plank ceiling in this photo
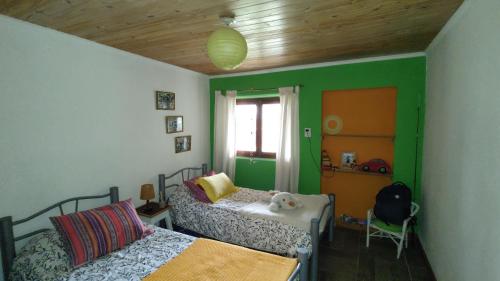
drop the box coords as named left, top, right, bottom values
left=0, top=0, right=462, bottom=75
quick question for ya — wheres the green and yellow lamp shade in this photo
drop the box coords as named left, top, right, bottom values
left=207, top=26, right=248, bottom=71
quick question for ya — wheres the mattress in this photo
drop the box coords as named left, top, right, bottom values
left=170, top=186, right=330, bottom=256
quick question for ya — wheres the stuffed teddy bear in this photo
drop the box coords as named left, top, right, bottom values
left=268, top=190, right=280, bottom=196
left=269, top=192, right=304, bottom=212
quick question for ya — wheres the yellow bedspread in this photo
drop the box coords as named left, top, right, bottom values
left=142, top=238, right=298, bottom=281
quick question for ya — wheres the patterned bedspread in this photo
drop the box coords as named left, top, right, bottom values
left=10, top=226, right=194, bottom=281
left=170, top=186, right=318, bottom=256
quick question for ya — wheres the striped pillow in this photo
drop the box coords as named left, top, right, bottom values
left=50, top=198, right=146, bottom=267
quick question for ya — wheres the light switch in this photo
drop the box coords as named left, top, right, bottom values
left=304, top=128, right=312, bottom=138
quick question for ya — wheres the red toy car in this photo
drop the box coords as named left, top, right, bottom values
left=359, top=159, right=391, bottom=174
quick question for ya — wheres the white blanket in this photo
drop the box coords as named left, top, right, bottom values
left=239, top=194, right=330, bottom=233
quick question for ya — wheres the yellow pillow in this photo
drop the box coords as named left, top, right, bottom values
left=195, top=173, right=238, bottom=203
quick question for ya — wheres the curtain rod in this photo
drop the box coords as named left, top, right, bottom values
left=231, top=85, right=304, bottom=93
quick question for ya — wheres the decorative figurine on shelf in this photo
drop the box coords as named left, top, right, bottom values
left=341, top=152, right=357, bottom=169
left=321, top=150, right=333, bottom=171
left=359, top=159, right=392, bottom=174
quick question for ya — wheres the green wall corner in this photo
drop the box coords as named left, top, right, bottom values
left=210, top=56, right=426, bottom=204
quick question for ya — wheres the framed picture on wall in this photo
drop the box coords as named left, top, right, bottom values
left=175, top=135, right=191, bottom=153
left=340, top=152, right=357, bottom=168
left=156, top=91, right=175, bottom=110
left=166, top=116, right=183, bottom=134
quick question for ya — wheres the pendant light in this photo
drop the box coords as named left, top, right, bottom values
left=207, top=16, right=248, bottom=71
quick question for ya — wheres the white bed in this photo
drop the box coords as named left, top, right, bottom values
left=159, top=164, right=336, bottom=281
left=1, top=187, right=308, bottom=281
left=170, top=186, right=329, bottom=256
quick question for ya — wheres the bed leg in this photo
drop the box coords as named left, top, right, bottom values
left=310, top=218, right=320, bottom=281
left=328, top=193, right=335, bottom=242
left=297, top=247, right=308, bottom=281
left=0, top=216, right=15, bottom=281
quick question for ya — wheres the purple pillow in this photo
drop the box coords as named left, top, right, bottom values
left=184, top=178, right=211, bottom=203
left=183, top=170, right=217, bottom=203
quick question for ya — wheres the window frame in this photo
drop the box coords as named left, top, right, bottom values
left=236, top=97, right=280, bottom=159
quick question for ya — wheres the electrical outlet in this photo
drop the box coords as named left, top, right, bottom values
left=304, top=128, right=312, bottom=138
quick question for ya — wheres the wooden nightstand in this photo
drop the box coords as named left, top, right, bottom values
left=136, top=202, right=173, bottom=230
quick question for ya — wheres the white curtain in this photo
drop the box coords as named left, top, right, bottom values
left=275, top=86, right=300, bottom=193
left=214, top=90, right=237, bottom=180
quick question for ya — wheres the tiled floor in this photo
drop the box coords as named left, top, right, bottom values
left=173, top=225, right=434, bottom=281
left=319, top=227, right=434, bottom=281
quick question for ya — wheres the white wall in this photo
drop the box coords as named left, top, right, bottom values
left=421, top=0, right=500, bottom=280
left=0, top=15, right=209, bottom=279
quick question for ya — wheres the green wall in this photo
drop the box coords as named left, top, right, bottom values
left=235, top=157, right=276, bottom=190
left=210, top=56, right=426, bottom=203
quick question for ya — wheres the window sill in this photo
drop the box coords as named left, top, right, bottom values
left=236, top=156, right=276, bottom=162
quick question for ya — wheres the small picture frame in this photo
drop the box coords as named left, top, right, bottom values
left=155, top=91, right=175, bottom=110
left=341, top=152, right=357, bottom=168
left=166, top=116, right=183, bottom=134
left=175, top=136, right=191, bottom=153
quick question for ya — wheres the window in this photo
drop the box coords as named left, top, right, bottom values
left=235, top=97, right=280, bottom=158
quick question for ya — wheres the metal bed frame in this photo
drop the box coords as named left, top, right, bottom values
left=0, top=186, right=119, bottom=280
left=0, top=185, right=308, bottom=281
left=159, top=163, right=336, bottom=281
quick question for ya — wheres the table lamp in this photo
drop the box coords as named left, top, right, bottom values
left=140, top=184, right=155, bottom=210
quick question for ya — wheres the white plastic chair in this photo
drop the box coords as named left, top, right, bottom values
left=366, top=202, right=420, bottom=259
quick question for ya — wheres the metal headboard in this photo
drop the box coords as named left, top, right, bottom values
left=158, top=163, right=208, bottom=202
left=0, top=186, right=119, bottom=280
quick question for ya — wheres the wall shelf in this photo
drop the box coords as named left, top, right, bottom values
left=321, top=87, right=396, bottom=220
left=322, top=167, right=393, bottom=178
left=322, top=134, right=395, bottom=140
